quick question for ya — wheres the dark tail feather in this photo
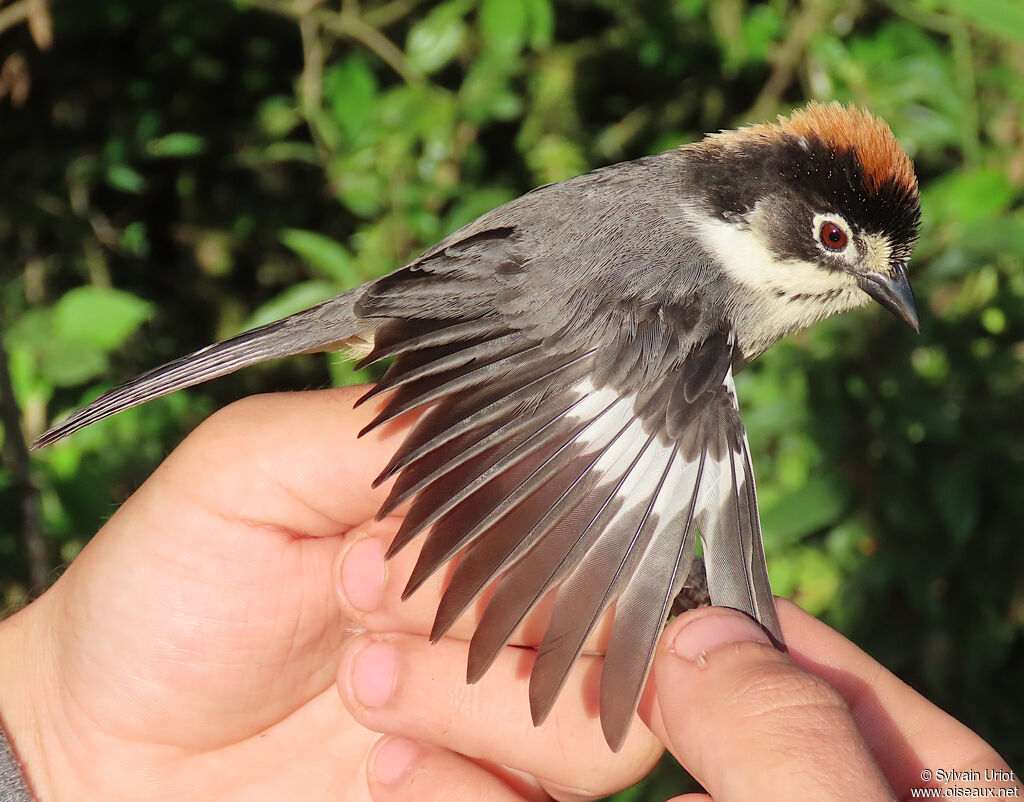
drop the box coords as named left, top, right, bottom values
left=33, top=289, right=365, bottom=448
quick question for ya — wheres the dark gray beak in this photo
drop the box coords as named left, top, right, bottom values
left=858, top=263, right=920, bottom=332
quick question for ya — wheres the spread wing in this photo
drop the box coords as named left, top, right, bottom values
left=356, top=231, right=783, bottom=752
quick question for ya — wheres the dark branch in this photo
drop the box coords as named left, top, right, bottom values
left=0, top=342, right=49, bottom=593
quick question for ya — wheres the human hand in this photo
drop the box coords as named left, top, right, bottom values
left=0, top=386, right=662, bottom=801
left=642, top=602, right=1021, bottom=801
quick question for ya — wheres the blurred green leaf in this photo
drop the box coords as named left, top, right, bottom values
left=145, top=132, right=206, bottom=157
left=120, top=221, right=150, bottom=257
left=258, top=94, right=301, bottom=137
left=406, top=1, right=469, bottom=74
left=241, top=280, right=337, bottom=330
left=279, top=228, right=361, bottom=285
left=334, top=168, right=385, bottom=218
left=324, top=55, right=378, bottom=142
left=792, top=549, right=841, bottom=614
left=7, top=308, right=110, bottom=388
left=742, top=4, right=782, bottom=63
left=957, top=217, right=1024, bottom=259
left=522, top=0, right=554, bottom=49
left=943, top=0, right=1024, bottom=42
left=524, top=134, right=587, bottom=183
left=761, top=477, right=849, bottom=547
left=460, top=56, right=522, bottom=123
left=52, top=287, right=154, bottom=352
left=921, top=168, right=1016, bottom=226
left=980, top=306, right=1006, bottom=334
left=105, top=163, right=146, bottom=193
left=39, top=340, right=110, bottom=387
left=480, top=0, right=526, bottom=56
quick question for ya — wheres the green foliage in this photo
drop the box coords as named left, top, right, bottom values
left=1, top=0, right=1022, bottom=793
left=279, top=229, right=361, bottom=284
left=7, top=287, right=153, bottom=397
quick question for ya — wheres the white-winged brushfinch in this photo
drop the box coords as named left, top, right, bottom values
left=36, top=102, right=921, bottom=751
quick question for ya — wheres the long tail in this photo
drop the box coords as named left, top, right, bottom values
left=33, top=288, right=366, bottom=448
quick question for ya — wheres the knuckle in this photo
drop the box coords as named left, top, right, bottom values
left=581, top=741, right=662, bottom=798
left=187, top=393, right=279, bottom=446
left=443, top=678, right=478, bottom=731
left=542, top=714, right=659, bottom=798
left=725, top=659, right=853, bottom=736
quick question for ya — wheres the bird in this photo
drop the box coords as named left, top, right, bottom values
left=34, top=101, right=921, bottom=751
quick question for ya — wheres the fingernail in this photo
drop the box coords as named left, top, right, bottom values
left=341, top=537, right=386, bottom=612
left=671, top=611, right=772, bottom=664
left=373, top=737, right=418, bottom=785
left=351, top=641, right=397, bottom=708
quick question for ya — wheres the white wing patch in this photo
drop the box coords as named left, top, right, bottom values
left=694, top=371, right=779, bottom=634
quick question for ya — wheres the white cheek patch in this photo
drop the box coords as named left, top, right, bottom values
left=692, top=214, right=857, bottom=297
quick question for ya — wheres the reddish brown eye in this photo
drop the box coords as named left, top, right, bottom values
left=819, top=221, right=848, bottom=251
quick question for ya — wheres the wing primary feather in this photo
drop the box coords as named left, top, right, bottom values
left=373, top=352, right=597, bottom=508
left=400, top=428, right=603, bottom=597
left=697, top=402, right=754, bottom=618
left=528, top=430, right=668, bottom=727
left=598, top=437, right=707, bottom=751
left=394, top=395, right=622, bottom=584
left=465, top=405, right=650, bottom=683
left=355, top=317, right=503, bottom=368
left=428, top=443, right=611, bottom=642
left=468, top=407, right=659, bottom=684
left=738, top=432, right=784, bottom=645
left=357, top=331, right=529, bottom=407
left=357, top=342, right=546, bottom=436
left=403, top=388, right=660, bottom=598
left=727, top=438, right=758, bottom=615
left=375, top=389, right=589, bottom=521
left=697, top=374, right=783, bottom=645
left=386, top=391, right=629, bottom=564
left=373, top=350, right=597, bottom=486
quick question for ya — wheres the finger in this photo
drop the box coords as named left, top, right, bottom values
left=367, top=736, right=547, bottom=802
left=777, top=599, right=1019, bottom=795
left=132, top=385, right=414, bottom=538
left=643, top=607, right=894, bottom=802
left=334, top=521, right=617, bottom=652
left=337, top=632, right=663, bottom=800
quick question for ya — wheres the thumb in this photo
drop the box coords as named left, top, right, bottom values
left=644, top=607, right=894, bottom=802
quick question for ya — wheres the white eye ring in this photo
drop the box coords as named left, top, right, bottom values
left=812, top=213, right=857, bottom=262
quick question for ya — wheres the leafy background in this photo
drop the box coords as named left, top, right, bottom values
left=1, top=0, right=1022, bottom=795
